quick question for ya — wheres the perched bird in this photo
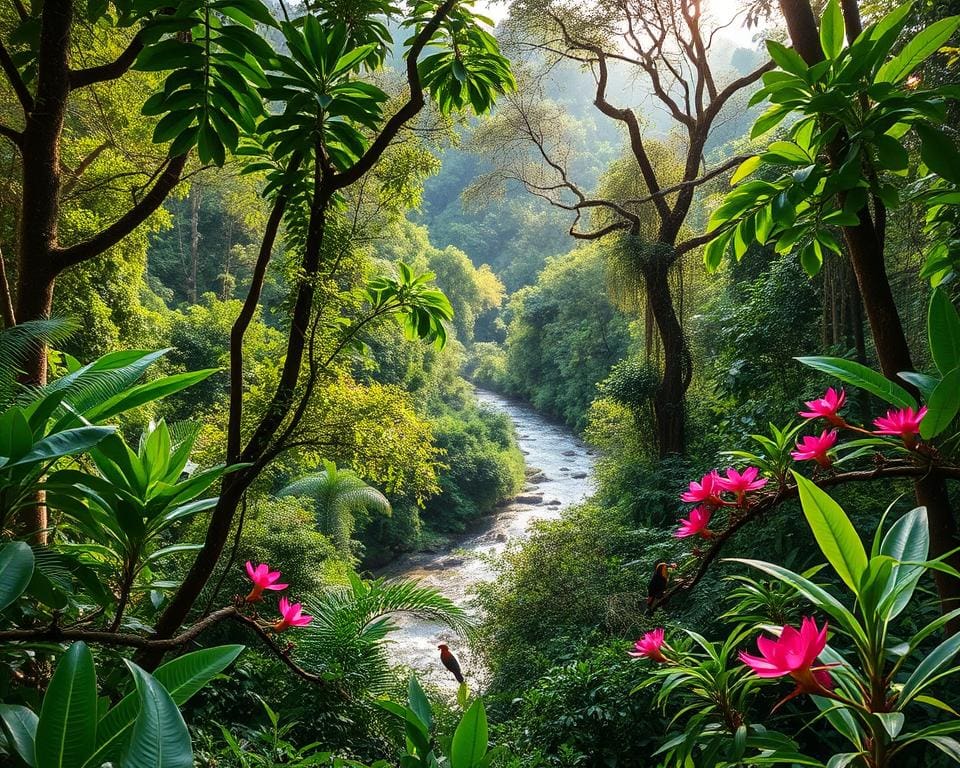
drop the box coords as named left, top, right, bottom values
left=647, top=562, right=677, bottom=607
left=438, top=644, right=464, bottom=683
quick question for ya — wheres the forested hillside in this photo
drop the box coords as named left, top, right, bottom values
left=2, top=0, right=960, bottom=766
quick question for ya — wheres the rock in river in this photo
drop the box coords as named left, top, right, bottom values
left=514, top=494, right=544, bottom=505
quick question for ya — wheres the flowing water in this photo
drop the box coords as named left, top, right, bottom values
left=379, top=387, right=595, bottom=691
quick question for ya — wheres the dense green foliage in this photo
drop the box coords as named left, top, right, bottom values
left=3, top=0, right=960, bottom=765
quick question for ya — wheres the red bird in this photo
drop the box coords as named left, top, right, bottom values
left=438, top=644, right=464, bottom=683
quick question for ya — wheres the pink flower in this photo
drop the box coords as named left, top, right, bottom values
left=272, top=596, right=313, bottom=632
left=716, top=466, right=767, bottom=502
left=799, top=387, right=847, bottom=426
left=244, top=561, right=288, bottom=603
left=675, top=505, right=713, bottom=538
left=790, top=429, right=838, bottom=468
left=629, top=628, right=669, bottom=662
left=740, top=617, right=832, bottom=697
left=681, top=470, right=722, bottom=504
left=873, top=406, right=927, bottom=447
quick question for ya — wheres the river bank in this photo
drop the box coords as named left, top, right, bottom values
left=379, top=387, right=596, bottom=690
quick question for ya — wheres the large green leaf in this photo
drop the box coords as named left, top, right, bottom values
left=921, top=368, right=960, bottom=439
left=793, top=473, right=867, bottom=595
left=0, top=703, right=38, bottom=767
left=36, top=643, right=98, bottom=768
left=5, top=427, right=115, bottom=469
left=928, top=288, right=960, bottom=375
left=87, top=645, right=243, bottom=767
left=875, top=15, right=960, bottom=84
left=83, top=369, right=218, bottom=423
left=899, top=632, right=960, bottom=706
left=407, top=676, right=432, bottom=731
left=450, top=699, right=488, bottom=768
left=795, top=356, right=916, bottom=409
left=879, top=506, right=928, bottom=620
left=0, top=541, right=35, bottom=611
left=820, top=0, right=845, bottom=59
left=120, top=662, right=192, bottom=768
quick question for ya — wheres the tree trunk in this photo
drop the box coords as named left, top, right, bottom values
left=644, top=250, right=689, bottom=457
left=15, top=0, right=73, bottom=384
left=188, top=186, right=200, bottom=304
left=779, top=0, right=960, bottom=633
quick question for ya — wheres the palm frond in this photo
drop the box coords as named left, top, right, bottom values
left=0, top=318, right=76, bottom=406
left=279, top=463, right=392, bottom=554
left=297, top=574, right=475, bottom=695
left=37, top=349, right=169, bottom=420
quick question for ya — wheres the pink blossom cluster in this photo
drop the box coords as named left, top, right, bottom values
left=792, top=386, right=928, bottom=467
left=675, top=466, right=768, bottom=539
left=244, top=561, right=313, bottom=632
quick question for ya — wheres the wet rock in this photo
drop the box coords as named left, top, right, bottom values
left=441, top=557, right=465, bottom=568
left=559, top=467, right=569, bottom=472
left=514, top=494, right=544, bottom=505
left=586, top=450, right=595, bottom=456
left=495, top=533, right=508, bottom=542
left=525, top=466, right=543, bottom=477
left=562, top=450, right=577, bottom=457
left=528, top=472, right=551, bottom=483
left=521, top=450, right=530, bottom=455
left=524, top=484, right=540, bottom=492
left=547, top=500, right=562, bottom=506
left=571, top=472, right=588, bottom=479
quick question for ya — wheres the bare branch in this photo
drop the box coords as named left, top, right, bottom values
left=54, top=154, right=188, bottom=270
left=0, top=40, right=33, bottom=113
left=61, top=141, right=112, bottom=197
left=624, top=154, right=749, bottom=207
left=70, top=34, right=144, bottom=89
left=0, top=123, right=22, bottom=147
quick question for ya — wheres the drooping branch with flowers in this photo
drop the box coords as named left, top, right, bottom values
left=655, top=288, right=960, bottom=628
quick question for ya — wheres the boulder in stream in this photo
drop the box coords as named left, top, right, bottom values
left=514, top=494, right=544, bottom=505
left=561, top=450, right=577, bottom=457
left=571, top=472, right=588, bottom=479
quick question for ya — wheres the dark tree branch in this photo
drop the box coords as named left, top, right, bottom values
left=655, top=461, right=960, bottom=609
left=54, top=154, right=187, bottom=270
left=0, top=123, right=22, bottom=147
left=0, top=605, right=337, bottom=691
left=625, top=154, right=750, bottom=207
left=0, top=245, right=16, bottom=327
left=0, top=606, right=240, bottom=649
left=228, top=176, right=294, bottom=463
left=69, top=34, right=144, bottom=89
left=0, top=39, right=33, bottom=112
left=331, top=0, right=458, bottom=190
left=9, top=0, right=27, bottom=21
left=705, top=60, right=776, bottom=120
left=549, top=12, right=671, bottom=223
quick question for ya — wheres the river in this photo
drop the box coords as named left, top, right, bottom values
left=380, top=387, right=595, bottom=691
